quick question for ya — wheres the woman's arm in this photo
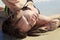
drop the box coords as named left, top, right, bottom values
left=2, top=0, right=27, bottom=12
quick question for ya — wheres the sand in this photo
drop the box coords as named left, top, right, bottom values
left=23, top=28, right=60, bottom=40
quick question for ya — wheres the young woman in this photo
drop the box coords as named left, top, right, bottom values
left=2, top=0, right=60, bottom=39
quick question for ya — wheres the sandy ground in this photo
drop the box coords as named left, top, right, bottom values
left=23, top=28, right=60, bottom=40
left=0, top=13, right=60, bottom=40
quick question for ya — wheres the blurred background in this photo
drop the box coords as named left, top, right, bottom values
left=33, top=0, right=60, bottom=16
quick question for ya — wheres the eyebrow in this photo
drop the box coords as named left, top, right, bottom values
left=27, top=0, right=33, bottom=2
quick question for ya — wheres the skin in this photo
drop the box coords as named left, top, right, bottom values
left=2, top=0, right=60, bottom=35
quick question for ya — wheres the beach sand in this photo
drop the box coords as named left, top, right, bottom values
left=23, top=28, right=60, bottom=40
